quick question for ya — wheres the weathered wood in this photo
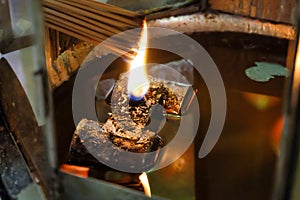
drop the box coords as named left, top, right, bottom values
left=148, top=12, right=296, bottom=40
left=285, top=39, right=297, bottom=71
left=208, top=0, right=296, bottom=24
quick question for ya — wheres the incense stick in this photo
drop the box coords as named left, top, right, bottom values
left=60, top=0, right=140, bottom=26
left=43, top=1, right=121, bottom=34
left=45, top=22, right=135, bottom=59
left=76, top=0, right=140, bottom=18
left=45, top=14, right=135, bottom=51
left=43, top=0, right=142, bottom=44
left=44, top=0, right=134, bottom=30
left=45, top=22, right=100, bottom=44
left=45, top=14, right=108, bottom=41
left=44, top=8, right=113, bottom=38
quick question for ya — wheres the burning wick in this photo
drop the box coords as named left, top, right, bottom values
left=139, top=172, right=151, bottom=197
left=127, top=20, right=149, bottom=101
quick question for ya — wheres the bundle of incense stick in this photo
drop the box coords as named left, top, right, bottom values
left=43, top=0, right=142, bottom=51
left=44, top=0, right=144, bottom=88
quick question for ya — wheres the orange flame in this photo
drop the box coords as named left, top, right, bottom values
left=139, top=172, right=151, bottom=197
left=127, top=20, right=149, bottom=100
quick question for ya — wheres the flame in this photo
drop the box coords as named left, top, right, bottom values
left=127, top=20, right=149, bottom=100
left=139, top=172, right=151, bottom=197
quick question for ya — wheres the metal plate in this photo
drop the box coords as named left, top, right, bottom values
left=60, top=171, right=166, bottom=200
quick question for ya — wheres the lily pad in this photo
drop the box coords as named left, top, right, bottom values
left=245, top=62, right=289, bottom=82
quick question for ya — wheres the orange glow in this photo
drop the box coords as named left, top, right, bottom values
left=243, top=92, right=281, bottom=110
left=127, top=20, right=149, bottom=100
left=60, top=164, right=89, bottom=178
left=139, top=172, right=151, bottom=197
left=271, top=116, right=284, bottom=153
left=294, top=39, right=300, bottom=91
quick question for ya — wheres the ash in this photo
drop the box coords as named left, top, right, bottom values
left=107, top=72, right=183, bottom=146
left=72, top=72, right=187, bottom=156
